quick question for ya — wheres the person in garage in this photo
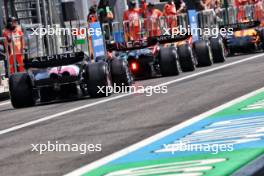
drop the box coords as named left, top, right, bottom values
left=174, top=0, right=187, bottom=13
left=194, top=0, right=212, bottom=11
left=87, top=5, right=98, bottom=23
left=163, top=0, right=178, bottom=28
left=144, top=3, right=163, bottom=37
left=123, top=0, right=143, bottom=41
left=87, top=5, right=98, bottom=61
left=2, top=17, right=25, bottom=74
left=140, top=0, right=148, bottom=15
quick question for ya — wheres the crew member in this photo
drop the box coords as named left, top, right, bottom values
left=98, top=0, right=114, bottom=24
left=163, top=0, right=178, bottom=28
left=235, top=0, right=253, bottom=21
left=2, top=17, right=25, bottom=74
left=123, top=0, right=143, bottom=41
left=145, top=3, right=163, bottom=37
left=87, top=5, right=98, bottom=61
left=252, top=0, right=264, bottom=25
left=234, top=0, right=250, bottom=7
left=214, top=0, right=222, bottom=13
left=140, top=0, right=148, bottom=16
left=87, top=5, right=98, bottom=23
left=175, top=0, right=187, bottom=13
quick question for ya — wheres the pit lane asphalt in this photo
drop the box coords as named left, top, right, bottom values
left=0, top=53, right=264, bottom=176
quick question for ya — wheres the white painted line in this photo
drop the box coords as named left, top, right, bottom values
left=65, top=82, right=264, bottom=176
left=0, top=101, right=10, bottom=106
left=0, top=54, right=264, bottom=137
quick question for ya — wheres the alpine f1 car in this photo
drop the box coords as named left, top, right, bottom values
left=6, top=31, right=132, bottom=109
left=8, top=51, right=133, bottom=108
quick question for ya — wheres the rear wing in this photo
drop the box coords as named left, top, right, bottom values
left=154, top=34, right=191, bottom=45
left=24, top=52, right=85, bottom=69
left=103, top=14, right=190, bottom=51
left=219, top=21, right=261, bottom=31
left=106, top=34, right=191, bottom=52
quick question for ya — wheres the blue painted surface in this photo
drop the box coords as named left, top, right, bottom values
left=107, top=112, right=264, bottom=165
left=188, top=10, right=199, bottom=42
left=90, top=22, right=106, bottom=61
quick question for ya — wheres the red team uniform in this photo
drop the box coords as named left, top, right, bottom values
left=2, top=26, right=25, bottom=74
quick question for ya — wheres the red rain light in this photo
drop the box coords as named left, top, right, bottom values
left=131, top=62, right=138, bottom=71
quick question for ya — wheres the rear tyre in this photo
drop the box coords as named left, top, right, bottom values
left=193, top=40, right=213, bottom=67
left=85, top=62, right=112, bottom=98
left=159, top=47, right=180, bottom=76
left=9, top=73, right=36, bottom=108
left=177, top=44, right=195, bottom=72
left=210, top=37, right=226, bottom=63
left=110, top=57, right=133, bottom=87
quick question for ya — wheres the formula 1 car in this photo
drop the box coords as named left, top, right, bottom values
left=8, top=51, right=133, bottom=108
left=222, top=21, right=264, bottom=55
left=108, top=35, right=188, bottom=79
left=4, top=24, right=133, bottom=109
left=8, top=51, right=132, bottom=108
left=219, top=4, right=264, bottom=55
left=105, top=12, right=225, bottom=79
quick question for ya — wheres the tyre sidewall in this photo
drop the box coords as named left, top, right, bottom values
left=9, top=73, right=35, bottom=108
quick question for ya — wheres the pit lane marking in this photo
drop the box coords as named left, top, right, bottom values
left=0, top=53, right=264, bottom=136
left=66, top=79, right=264, bottom=176
left=0, top=101, right=10, bottom=106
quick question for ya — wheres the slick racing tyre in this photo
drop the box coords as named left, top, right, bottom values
left=9, top=73, right=36, bottom=108
left=159, top=47, right=180, bottom=76
left=85, top=61, right=112, bottom=98
left=177, top=44, right=196, bottom=72
left=110, top=57, right=133, bottom=87
left=210, top=37, right=226, bottom=63
left=194, top=40, right=213, bottom=67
